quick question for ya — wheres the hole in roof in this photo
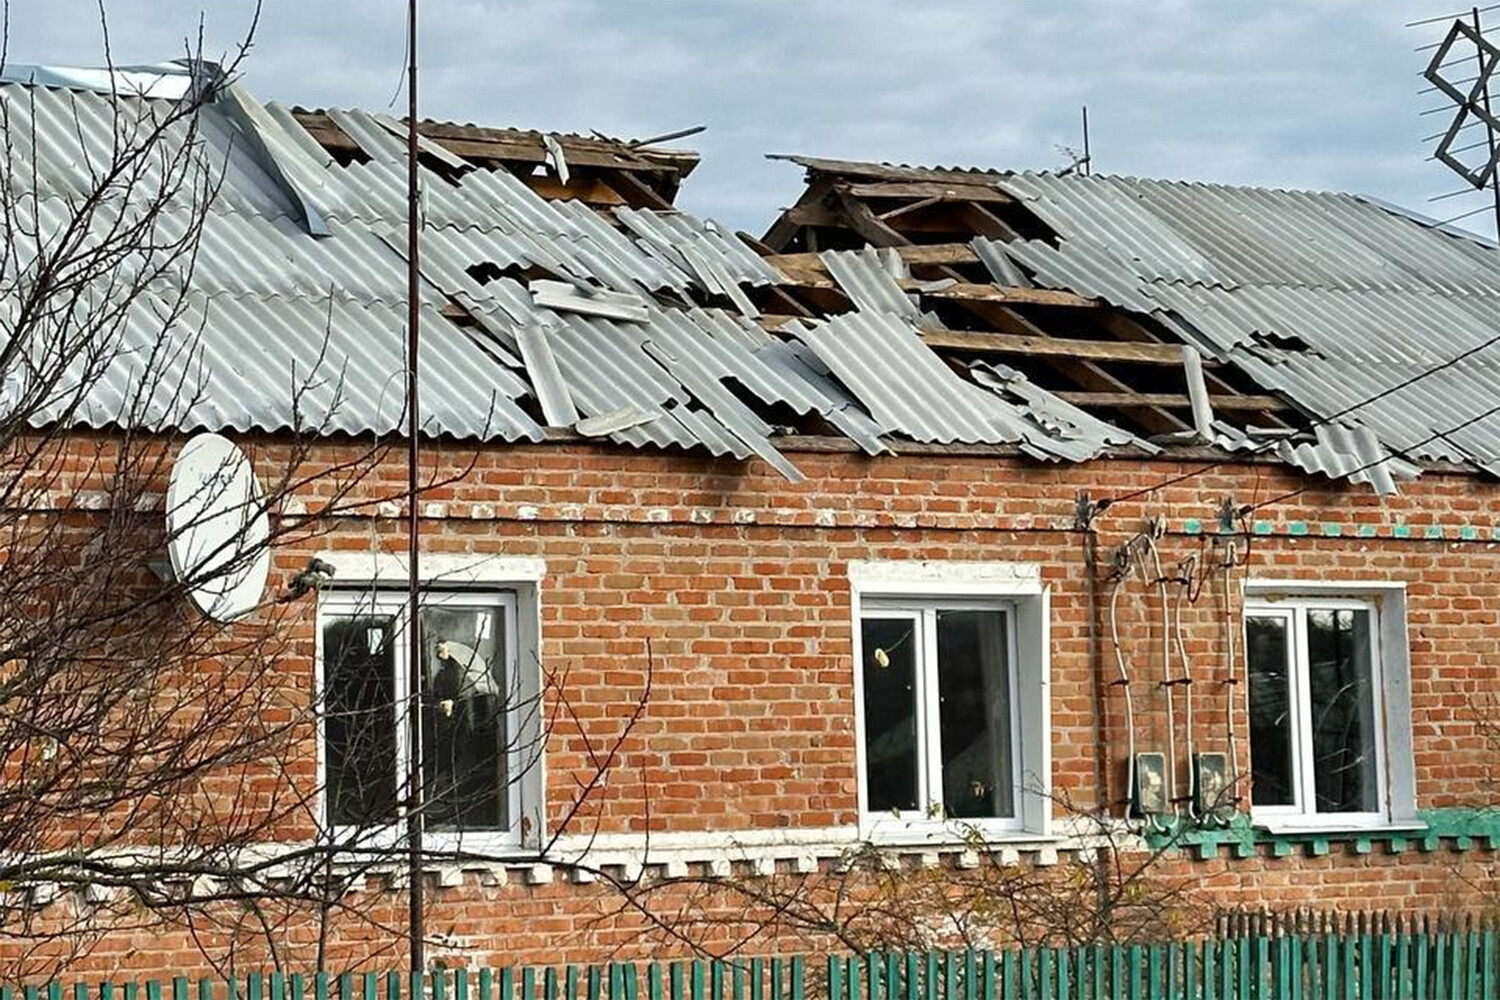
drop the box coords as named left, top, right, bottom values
left=464, top=261, right=561, bottom=286
left=1250, top=328, right=1315, bottom=353
left=421, top=148, right=473, bottom=188
left=328, top=141, right=371, bottom=168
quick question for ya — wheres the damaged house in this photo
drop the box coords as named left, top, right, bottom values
left=2, top=60, right=1499, bottom=976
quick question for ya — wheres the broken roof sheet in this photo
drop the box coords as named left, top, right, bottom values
left=982, top=170, right=1500, bottom=483
left=0, top=71, right=1160, bottom=481
left=18, top=65, right=1500, bottom=491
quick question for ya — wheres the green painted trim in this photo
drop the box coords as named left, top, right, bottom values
left=1142, top=807, right=1500, bottom=860
left=1183, top=518, right=1500, bottom=543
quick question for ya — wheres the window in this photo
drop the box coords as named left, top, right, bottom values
left=861, top=602, right=1019, bottom=823
left=850, top=560, right=1050, bottom=841
left=315, top=554, right=546, bottom=852
left=1243, top=583, right=1417, bottom=831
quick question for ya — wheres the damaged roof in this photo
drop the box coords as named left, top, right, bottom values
left=5, top=62, right=1498, bottom=492
left=761, top=155, right=1500, bottom=493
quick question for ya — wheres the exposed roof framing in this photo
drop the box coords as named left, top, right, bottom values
left=8, top=61, right=1489, bottom=495
left=292, top=110, right=698, bottom=210
left=757, top=157, right=1301, bottom=442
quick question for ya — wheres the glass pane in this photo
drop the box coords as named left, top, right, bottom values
left=1307, top=608, right=1378, bottom=813
left=861, top=616, right=919, bottom=813
left=936, top=609, right=1014, bottom=819
left=1246, top=615, right=1295, bottom=807
left=422, top=604, right=509, bottom=831
left=323, top=615, right=398, bottom=826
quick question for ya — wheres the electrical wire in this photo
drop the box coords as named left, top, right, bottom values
left=1172, top=555, right=1197, bottom=821
left=1143, top=532, right=1178, bottom=818
left=1106, top=566, right=1138, bottom=826
left=1245, top=397, right=1500, bottom=514
left=1220, top=540, right=1241, bottom=821
left=1096, top=325, right=1500, bottom=512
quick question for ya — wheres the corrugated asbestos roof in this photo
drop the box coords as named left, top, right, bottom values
left=982, top=170, right=1500, bottom=489
left=1, top=70, right=1152, bottom=480
left=16, top=64, right=1500, bottom=489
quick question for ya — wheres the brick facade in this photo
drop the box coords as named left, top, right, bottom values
left=9, top=438, right=1500, bottom=977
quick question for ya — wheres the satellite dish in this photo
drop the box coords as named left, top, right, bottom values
left=166, top=432, right=271, bottom=621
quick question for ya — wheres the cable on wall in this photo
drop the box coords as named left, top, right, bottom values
left=1173, top=553, right=1198, bottom=822
left=1142, top=526, right=1179, bottom=822
left=1220, top=538, right=1242, bottom=816
left=1106, top=547, right=1140, bottom=828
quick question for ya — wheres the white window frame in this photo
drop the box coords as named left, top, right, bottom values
left=1243, top=580, right=1418, bottom=834
left=313, top=553, right=546, bottom=855
left=849, top=560, right=1052, bottom=843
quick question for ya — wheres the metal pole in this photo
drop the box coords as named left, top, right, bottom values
left=1081, top=105, right=1091, bottom=176
left=1474, top=7, right=1500, bottom=238
left=404, top=0, right=425, bottom=975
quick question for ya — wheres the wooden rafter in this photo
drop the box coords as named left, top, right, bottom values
left=918, top=331, right=1214, bottom=365
left=760, top=173, right=1298, bottom=434
left=292, top=111, right=689, bottom=210
left=1053, top=391, right=1287, bottom=411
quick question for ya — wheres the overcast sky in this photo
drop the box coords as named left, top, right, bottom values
left=5, top=0, right=1495, bottom=236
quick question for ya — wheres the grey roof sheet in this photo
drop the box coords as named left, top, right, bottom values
left=2, top=76, right=1161, bottom=478
left=983, top=169, right=1500, bottom=487
left=28, top=72, right=1495, bottom=490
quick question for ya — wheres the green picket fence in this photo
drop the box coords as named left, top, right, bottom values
left=5, top=920, right=1499, bottom=1000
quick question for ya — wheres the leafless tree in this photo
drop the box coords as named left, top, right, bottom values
left=589, top=790, right=1220, bottom=962
left=0, top=7, right=660, bottom=980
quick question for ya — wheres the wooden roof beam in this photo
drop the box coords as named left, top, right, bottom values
left=1054, top=391, right=1288, bottom=412
left=844, top=180, right=1015, bottom=204
left=918, top=330, right=1216, bottom=365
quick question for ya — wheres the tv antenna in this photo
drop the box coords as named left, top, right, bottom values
left=1056, top=105, right=1093, bottom=178
left=1415, top=6, right=1500, bottom=235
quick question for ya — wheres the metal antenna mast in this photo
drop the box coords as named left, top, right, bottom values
left=1473, top=6, right=1500, bottom=233
left=1082, top=105, right=1092, bottom=176
left=1417, top=5, right=1500, bottom=235
left=404, top=0, right=425, bottom=975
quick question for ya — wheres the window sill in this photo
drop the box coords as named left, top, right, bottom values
left=1252, top=818, right=1428, bottom=837
left=859, top=819, right=1057, bottom=850
left=324, top=829, right=528, bottom=860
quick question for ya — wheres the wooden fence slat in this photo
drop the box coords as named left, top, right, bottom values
left=1481, top=926, right=1497, bottom=1000
left=22, top=929, right=1500, bottom=1000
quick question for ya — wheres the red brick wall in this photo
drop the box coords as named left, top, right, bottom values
left=8, top=438, right=1500, bottom=977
